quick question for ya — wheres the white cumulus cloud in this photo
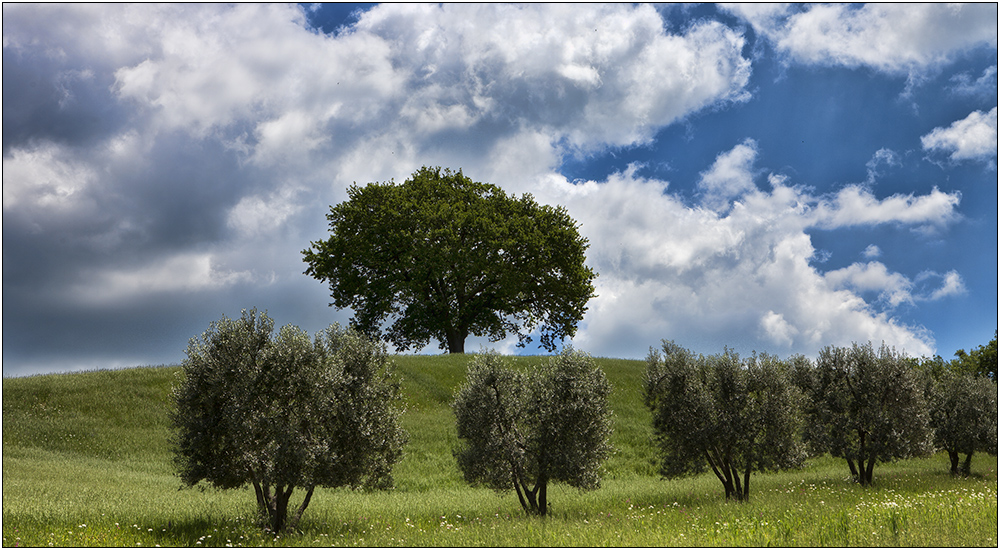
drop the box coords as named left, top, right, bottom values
left=925, top=270, right=968, bottom=300
left=825, top=262, right=916, bottom=307
left=921, top=107, right=998, bottom=162
left=725, top=3, right=997, bottom=74
left=70, top=252, right=256, bottom=306
left=100, top=2, right=755, bottom=176
left=227, top=185, right=306, bottom=239
left=811, top=184, right=961, bottom=230
left=537, top=142, right=961, bottom=359
left=760, top=311, right=799, bottom=349
left=698, top=138, right=760, bottom=212
left=2, top=142, right=97, bottom=212
left=353, top=4, right=752, bottom=152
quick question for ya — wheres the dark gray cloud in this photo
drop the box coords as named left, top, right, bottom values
left=3, top=270, right=342, bottom=375
left=1, top=4, right=147, bottom=154
left=4, top=135, right=253, bottom=281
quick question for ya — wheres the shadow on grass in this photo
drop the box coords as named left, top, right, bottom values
left=141, top=514, right=272, bottom=546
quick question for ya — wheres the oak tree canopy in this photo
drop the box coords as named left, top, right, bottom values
left=303, top=166, right=597, bottom=354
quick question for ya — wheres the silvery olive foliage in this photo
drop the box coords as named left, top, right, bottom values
left=806, top=342, right=933, bottom=486
left=643, top=341, right=806, bottom=501
left=925, top=368, right=998, bottom=476
left=171, top=309, right=407, bottom=533
left=452, top=349, right=613, bottom=515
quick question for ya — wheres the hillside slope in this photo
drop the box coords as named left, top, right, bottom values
left=2, top=354, right=658, bottom=491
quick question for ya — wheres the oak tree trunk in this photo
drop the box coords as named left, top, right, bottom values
left=446, top=327, right=466, bottom=354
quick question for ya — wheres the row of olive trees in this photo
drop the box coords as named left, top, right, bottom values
left=172, top=309, right=613, bottom=529
left=172, top=310, right=994, bottom=529
left=177, top=166, right=995, bottom=529
left=643, top=339, right=997, bottom=502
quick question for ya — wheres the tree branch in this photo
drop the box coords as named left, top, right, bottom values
left=288, top=485, right=315, bottom=532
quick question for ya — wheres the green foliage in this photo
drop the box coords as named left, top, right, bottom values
left=171, top=309, right=406, bottom=532
left=926, top=369, right=998, bottom=475
left=390, top=354, right=656, bottom=492
left=302, top=166, right=597, bottom=353
left=452, top=352, right=525, bottom=494
left=528, top=350, right=614, bottom=492
left=952, top=329, right=998, bottom=380
left=644, top=341, right=806, bottom=501
left=806, top=342, right=934, bottom=486
left=452, top=349, right=613, bottom=515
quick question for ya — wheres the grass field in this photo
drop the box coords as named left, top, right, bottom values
left=3, top=355, right=997, bottom=547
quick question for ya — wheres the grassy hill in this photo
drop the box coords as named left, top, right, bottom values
left=3, top=355, right=997, bottom=546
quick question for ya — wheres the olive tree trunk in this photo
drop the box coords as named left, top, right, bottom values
left=513, top=474, right=549, bottom=515
left=252, top=481, right=315, bottom=533
left=705, top=449, right=751, bottom=501
left=961, top=452, right=974, bottom=476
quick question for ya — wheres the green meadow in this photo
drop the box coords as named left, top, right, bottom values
left=3, top=355, right=997, bottom=547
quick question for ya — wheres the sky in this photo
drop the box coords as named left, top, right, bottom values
left=3, top=3, right=997, bottom=376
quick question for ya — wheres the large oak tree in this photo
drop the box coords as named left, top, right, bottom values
left=303, top=166, right=597, bottom=354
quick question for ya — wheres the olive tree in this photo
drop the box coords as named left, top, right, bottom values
left=302, top=166, right=597, bottom=354
left=927, top=369, right=998, bottom=475
left=952, top=330, right=998, bottom=380
left=644, top=341, right=805, bottom=501
left=171, top=309, right=407, bottom=533
left=452, top=349, right=612, bottom=515
left=808, top=342, right=933, bottom=486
